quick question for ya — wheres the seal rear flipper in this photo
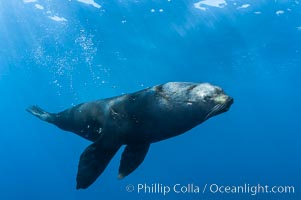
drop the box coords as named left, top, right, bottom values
left=118, top=143, right=150, bottom=179
left=76, top=138, right=121, bottom=189
left=26, top=105, right=53, bottom=122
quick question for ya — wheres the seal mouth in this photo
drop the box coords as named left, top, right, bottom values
left=223, top=97, right=234, bottom=111
left=204, top=97, right=233, bottom=120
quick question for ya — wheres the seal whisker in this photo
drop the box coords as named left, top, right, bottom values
left=204, top=104, right=220, bottom=120
left=204, top=103, right=227, bottom=120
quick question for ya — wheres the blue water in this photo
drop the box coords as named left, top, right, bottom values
left=0, top=0, right=300, bottom=199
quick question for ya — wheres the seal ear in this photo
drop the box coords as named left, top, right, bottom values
left=118, top=144, right=150, bottom=179
left=76, top=137, right=121, bottom=189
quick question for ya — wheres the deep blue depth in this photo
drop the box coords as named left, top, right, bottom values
left=0, top=0, right=300, bottom=199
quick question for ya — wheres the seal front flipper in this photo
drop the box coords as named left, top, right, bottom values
left=118, top=144, right=150, bottom=179
left=76, top=136, right=121, bottom=189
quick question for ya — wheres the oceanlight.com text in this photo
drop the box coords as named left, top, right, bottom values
left=208, top=183, right=295, bottom=196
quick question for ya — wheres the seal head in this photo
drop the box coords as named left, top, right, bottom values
left=155, top=82, right=233, bottom=122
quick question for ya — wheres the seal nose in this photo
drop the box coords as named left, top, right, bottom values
left=228, top=97, right=234, bottom=105
left=213, top=94, right=229, bottom=104
left=223, top=97, right=233, bottom=112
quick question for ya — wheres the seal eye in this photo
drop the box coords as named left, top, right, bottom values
left=204, top=95, right=212, bottom=102
left=215, top=87, right=223, bottom=94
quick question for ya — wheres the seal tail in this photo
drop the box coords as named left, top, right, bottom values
left=26, top=105, right=54, bottom=122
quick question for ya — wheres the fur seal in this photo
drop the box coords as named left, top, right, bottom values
left=26, top=82, right=233, bottom=189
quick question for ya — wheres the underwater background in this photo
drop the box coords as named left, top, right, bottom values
left=0, top=0, right=300, bottom=199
